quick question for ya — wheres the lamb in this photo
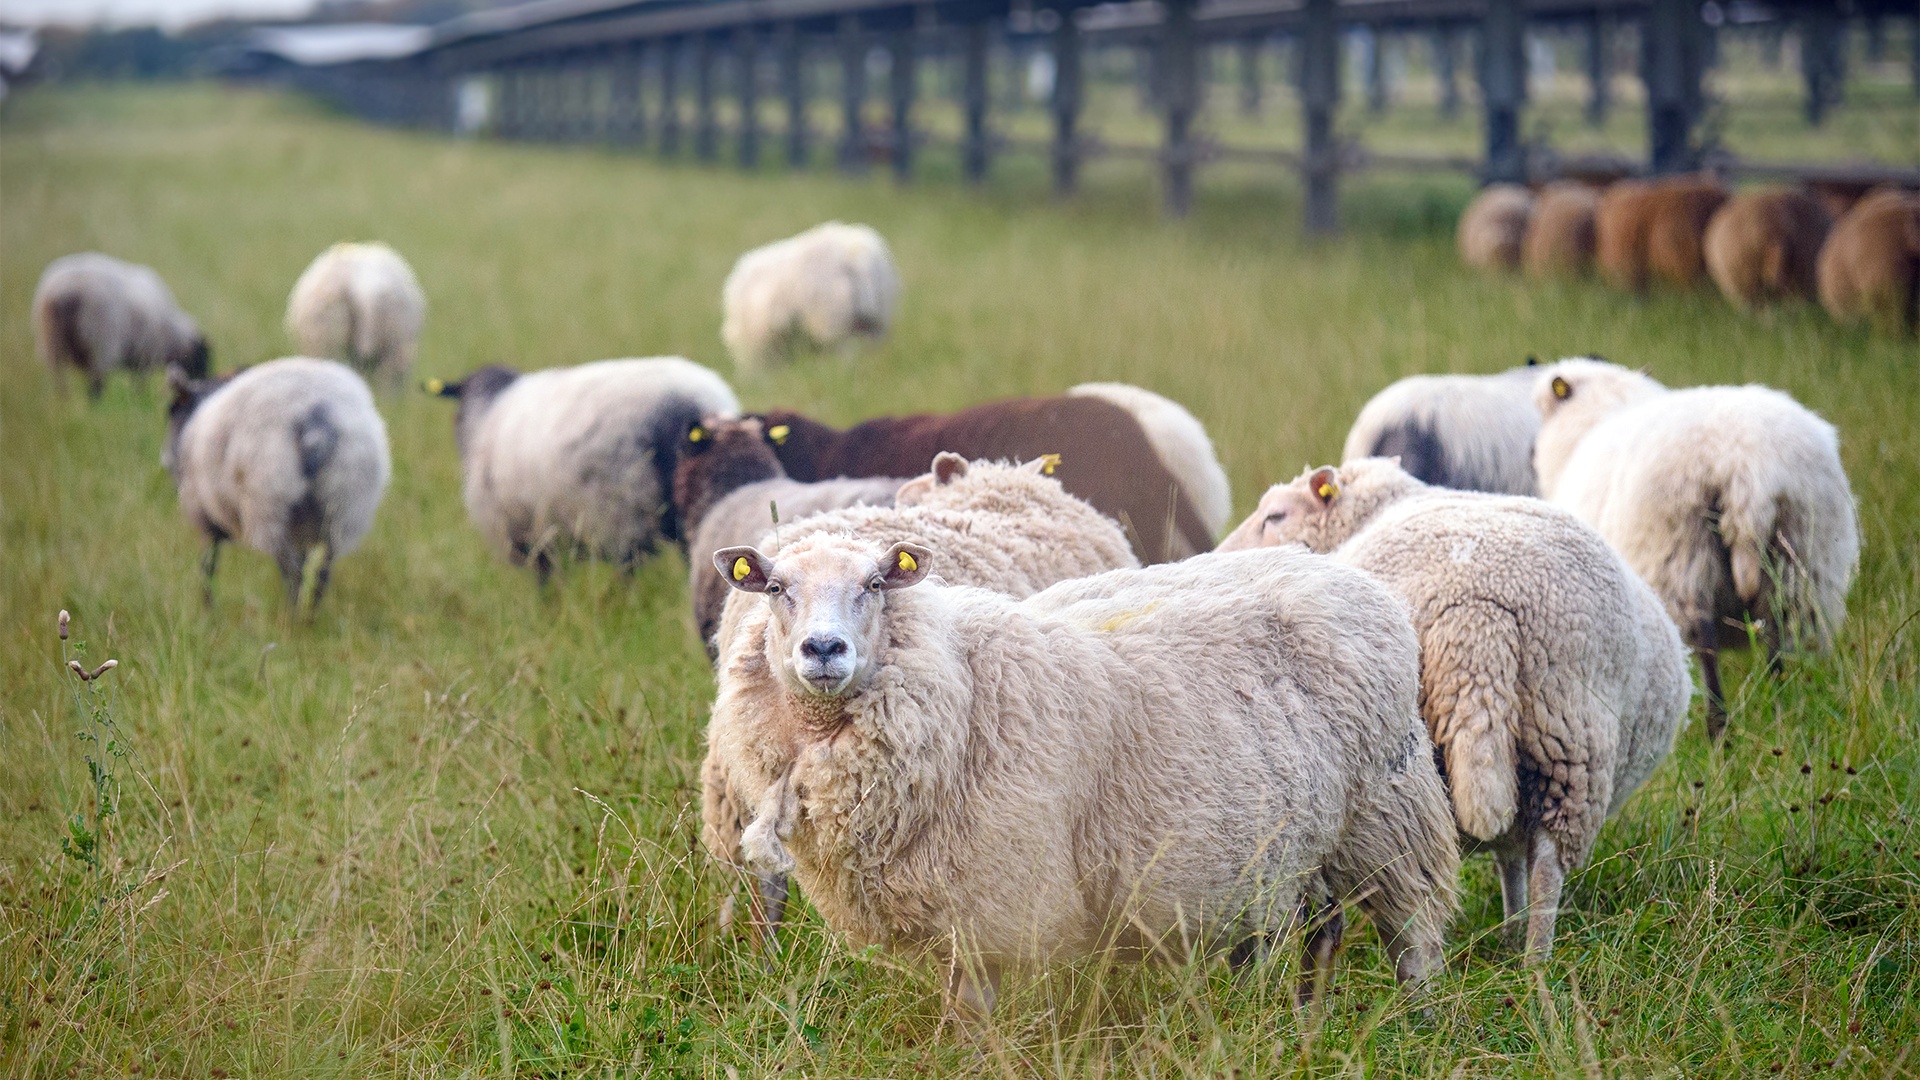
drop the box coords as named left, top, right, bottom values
left=1703, top=187, right=1832, bottom=311
left=1522, top=181, right=1600, bottom=278
left=1218, top=458, right=1691, bottom=960
left=427, top=357, right=740, bottom=581
left=720, top=222, right=901, bottom=370
left=1532, top=358, right=1860, bottom=738
left=285, top=242, right=428, bottom=384
left=1340, top=363, right=1542, bottom=495
left=674, top=414, right=905, bottom=655
left=1457, top=183, right=1533, bottom=271
left=164, top=357, right=390, bottom=614
left=1816, top=187, right=1920, bottom=335
left=33, top=252, right=209, bottom=398
left=756, top=386, right=1228, bottom=562
left=1595, top=176, right=1729, bottom=291
left=704, top=533, right=1459, bottom=1016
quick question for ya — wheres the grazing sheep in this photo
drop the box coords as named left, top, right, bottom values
left=1219, top=458, right=1691, bottom=960
left=674, top=414, right=904, bottom=656
left=1532, top=358, right=1859, bottom=738
left=1340, top=364, right=1542, bottom=495
left=1522, top=182, right=1601, bottom=278
left=285, top=242, right=427, bottom=383
left=1457, top=184, right=1533, bottom=271
left=1067, top=382, right=1232, bottom=537
left=1703, top=187, right=1832, bottom=311
left=756, top=389, right=1226, bottom=562
left=427, top=357, right=740, bottom=581
left=164, top=358, right=390, bottom=613
left=1595, top=176, right=1729, bottom=291
left=1816, top=187, right=1920, bottom=335
left=705, top=534, right=1459, bottom=1016
left=33, top=252, right=208, bottom=398
left=720, top=222, right=901, bottom=370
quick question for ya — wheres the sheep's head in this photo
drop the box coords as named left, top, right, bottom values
left=1532, top=357, right=1666, bottom=492
left=894, top=452, right=1062, bottom=511
left=673, top=415, right=786, bottom=529
left=715, top=535, right=932, bottom=699
left=1216, top=458, right=1423, bottom=554
left=424, top=365, right=519, bottom=458
left=161, top=362, right=237, bottom=474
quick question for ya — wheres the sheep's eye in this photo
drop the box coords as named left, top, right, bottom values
left=765, top=581, right=782, bottom=595
left=1264, top=512, right=1288, bottom=528
left=867, top=577, right=884, bottom=593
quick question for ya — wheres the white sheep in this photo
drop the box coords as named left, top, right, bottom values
left=285, top=242, right=427, bottom=384
left=34, top=252, right=208, bottom=398
left=1068, top=381, right=1233, bottom=537
left=705, top=533, right=1460, bottom=1016
left=1341, top=364, right=1542, bottom=495
left=429, top=358, right=740, bottom=581
left=1532, top=358, right=1860, bottom=739
left=1219, top=457, right=1692, bottom=960
left=720, top=222, right=900, bottom=371
left=164, top=357, right=390, bottom=613
left=1458, top=184, right=1534, bottom=271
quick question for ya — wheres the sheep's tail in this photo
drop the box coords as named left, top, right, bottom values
left=294, top=403, right=340, bottom=480
left=1721, top=466, right=1858, bottom=653
left=1424, top=600, right=1522, bottom=843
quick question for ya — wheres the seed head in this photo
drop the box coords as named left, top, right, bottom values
left=57, top=610, right=70, bottom=640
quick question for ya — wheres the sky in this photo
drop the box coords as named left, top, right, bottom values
left=0, top=0, right=319, bottom=29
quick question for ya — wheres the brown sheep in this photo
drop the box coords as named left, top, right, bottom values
left=1522, top=182, right=1601, bottom=278
left=1458, top=184, right=1534, bottom=271
left=1703, top=187, right=1832, bottom=311
left=1595, top=176, right=1728, bottom=291
left=1817, top=187, right=1920, bottom=336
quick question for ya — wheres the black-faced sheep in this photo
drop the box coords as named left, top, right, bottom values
left=1219, top=458, right=1691, bottom=960
left=1595, top=176, right=1729, bottom=291
left=34, top=252, right=208, bottom=398
left=705, top=533, right=1459, bottom=1017
left=720, top=222, right=900, bottom=370
left=1532, top=358, right=1860, bottom=739
left=756, top=385, right=1229, bottom=563
left=1816, top=187, right=1920, bottom=335
left=427, top=357, right=740, bottom=582
left=1703, top=187, right=1832, bottom=311
left=164, top=357, right=390, bottom=614
left=285, top=242, right=427, bottom=384
left=1457, top=183, right=1533, bottom=271
left=1522, top=181, right=1600, bottom=278
left=1340, top=364, right=1541, bottom=495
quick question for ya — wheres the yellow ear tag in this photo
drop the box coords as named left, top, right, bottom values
left=1317, top=482, right=1339, bottom=500
left=689, top=427, right=706, bottom=443
left=896, top=551, right=917, bottom=572
left=1552, top=377, right=1571, bottom=400
left=732, top=556, right=752, bottom=581
left=1040, top=453, right=1061, bottom=476
left=768, top=425, right=790, bottom=445
left=424, top=378, right=445, bottom=394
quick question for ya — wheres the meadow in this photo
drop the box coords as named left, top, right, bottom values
left=1, top=83, right=1917, bottom=1078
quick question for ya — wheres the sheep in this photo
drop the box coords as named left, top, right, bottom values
left=426, top=357, right=740, bottom=581
left=285, top=242, right=427, bottom=384
left=1595, top=176, right=1729, bottom=291
left=1457, top=183, right=1533, bottom=271
left=673, top=414, right=905, bottom=656
left=1218, top=458, right=1691, bottom=960
left=1066, top=382, right=1232, bottom=538
left=33, top=252, right=208, bottom=398
left=1816, top=187, right=1920, bottom=336
left=720, top=222, right=901, bottom=371
left=1703, top=187, right=1832, bottom=311
left=1340, top=363, right=1542, bottom=495
left=755, top=387, right=1227, bottom=562
left=1522, top=181, right=1601, bottom=278
left=1532, top=358, right=1860, bottom=739
left=164, top=357, right=390, bottom=614
left=704, top=532, right=1460, bottom=1017
left=701, top=451, right=1142, bottom=937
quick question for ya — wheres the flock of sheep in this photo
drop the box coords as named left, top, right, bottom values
left=1459, top=176, right=1920, bottom=335
left=33, top=216, right=1863, bottom=1023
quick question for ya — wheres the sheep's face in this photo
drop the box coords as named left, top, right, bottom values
left=716, top=538, right=932, bottom=699
left=1216, top=466, right=1346, bottom=553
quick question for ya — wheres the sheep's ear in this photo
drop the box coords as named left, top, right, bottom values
left=714, top=546, right=774, bottom=593
left=686, top=420, right=710, bottom=447
left=879, top=542, right=932, bottom=590
left=893, top=475, right=933, bottom=504
left=1027, top=453, right=1062, bottom=476
left=765, top=423, right=791, bottom=446
left=1309, top=466, right=1341, bottom=505
left=1525, top=354, right=1539, bottom=366
left=1550, top=375, right=1573, bottom=401
left=931, top=452, right=968, bottom=486
left=422, top=377, right=458, bottom=397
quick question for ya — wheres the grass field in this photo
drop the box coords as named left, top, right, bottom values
left=2, top=84, right=1918, bottom=1078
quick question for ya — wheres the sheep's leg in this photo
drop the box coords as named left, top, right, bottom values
left=1523, top=832, right=1564, bottom=965
left=1294, top=901, right=1344, bottom=1009
left=1697, top=644, right=1728, bottom=741
left=85, top=369, right=105, bottom=400
left=944, top=955, right=1000, bottom=1022
left=1496, top=842, right=1530, bottom=954
left=533, top=550, right=555, bottom=590
left=200, top=537, right=222, bottom=608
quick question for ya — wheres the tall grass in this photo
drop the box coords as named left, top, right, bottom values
left=0, top=85, right=1915, bottom=1077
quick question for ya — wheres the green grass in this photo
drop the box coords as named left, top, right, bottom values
left=2, top=83, right=1917, bottom=1078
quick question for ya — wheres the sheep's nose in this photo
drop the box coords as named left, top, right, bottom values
left=799, top=635, right=848, bottom=661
